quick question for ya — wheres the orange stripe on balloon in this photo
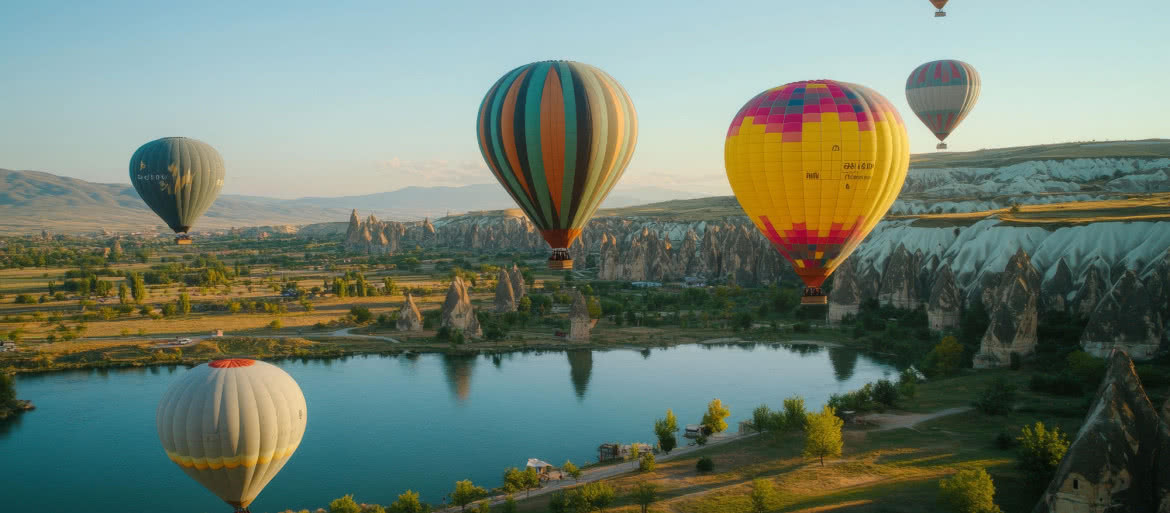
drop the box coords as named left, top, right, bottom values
left=500, top=69, right=533, bottom=199
left=540, top=66, right=566, bottom=217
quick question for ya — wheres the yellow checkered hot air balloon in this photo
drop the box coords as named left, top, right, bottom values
left=724, top=80, right=910, bottom=305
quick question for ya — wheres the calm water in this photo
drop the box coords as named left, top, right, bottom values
left=0, top=343, right=895, bottom=513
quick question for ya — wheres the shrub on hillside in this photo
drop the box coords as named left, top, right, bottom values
left=696, top=456, right=714, bottom=473
left=973, top=378, right=1016, bottom=415
left=938, top=468, right=1002, bottom=513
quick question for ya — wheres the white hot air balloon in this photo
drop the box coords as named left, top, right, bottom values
left=157, top=358, right=308, bottom=513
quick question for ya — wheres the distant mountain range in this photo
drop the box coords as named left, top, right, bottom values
left=0, top=168, right=702, bottom=234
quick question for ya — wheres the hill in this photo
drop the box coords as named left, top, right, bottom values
left=0, top=169, right=697, bottom=235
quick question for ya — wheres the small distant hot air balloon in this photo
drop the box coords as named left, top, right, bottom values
left=129, top=137, right=225, bottom=244
left=476, top=60, right=637, bottom=270
left=905, top=59, right=980, bottom=150
left=724, top=80, right=910, bottom=305
left=157, top=359, right=307, bottom=513
left=931, top=0, right=948, bottom=17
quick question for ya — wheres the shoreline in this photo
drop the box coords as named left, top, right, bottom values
left=0, top=329, right=854, bottom=376
left=0, top=399, right=35, bottom=421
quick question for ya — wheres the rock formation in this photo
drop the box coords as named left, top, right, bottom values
left=508, top=264, right=527, bottom=301
left=1081, top=270, right=1164, bottom=360
left=1032, top=350, right=1170, bottom=513
left=1073, top=265, right=1109, bottom=316
left=396, top=293, right=423, bottom=331
left=878, top=244, right=921, bottom=309
left=927, top=265, right=960, bottom=330
left=1041, top=258, right=1075, bottom=312
left=828, top=259, right=861, bottom=323
left=973, top=248, right=1040, bottom=368
left=493, top=269, right=516, bottom=313
left=569, top=290, right=592, bottom=342
left=440, top=277, right=481, bottom=338
left=343, top=210, right=442, bottom=255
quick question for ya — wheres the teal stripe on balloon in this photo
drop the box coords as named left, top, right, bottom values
left=486, top=67, right=541, bottom=220
left=557, top=61, right=578, bottom=227
left=522, top=62, right=554, bottom=228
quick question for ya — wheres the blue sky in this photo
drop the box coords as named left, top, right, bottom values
left=1, top=1, right=1166, bottom=198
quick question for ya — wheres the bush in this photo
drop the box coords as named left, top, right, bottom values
left=973, top=378, right=1016, bottom=415
left=938, top=468, right=1002, bottom=513
left=995, top=431, right=1017, bottom=450
left=872, top=379, right=900, bottom=407
left=1029, top=371, right=1084, bottom=396
left=638, top=452, right=655, bottom=472
left=696, top=456, right=714, bottom=472
left=793, top=322, right=810, bottom=333
left=782, top=396, right=807, bottom=431
left=696, top=434, right=708, bottom=446
left=269, top=319, right=283, bottom=330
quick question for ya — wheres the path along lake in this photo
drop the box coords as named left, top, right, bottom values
left=0, top=342, right=897, bottom=513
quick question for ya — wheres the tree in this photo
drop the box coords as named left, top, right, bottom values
left=178, top=293, right=191, bottom=316
left=654, top=409, right=680, bottom=453
left=750, top=478, right=776, bottom=513
left=118, top=283, right=129, bottom=304
left=389, top=490, right=423, bottom=513
left=639, top=451, right=656, bottom=472
left=548, top=491, right=568, bottom=513
left=450, top=480, right=487, bottom=512
left=782, top=396, right=807, bottom=431
left=702, top=398, right=731, bottom=434
left=803, top=405, right=844, bottom=466
left=631, top=482, right=658, bottom=513
left=0, top=372, right=16, bottom=406
left=329, top=494, right=362, bottom=513
left=522, top=467, right=541, bottom=497
left=562, top=460, right=581, bottom=482
left=752, top=404, right=775, bottom=433
left=1017, top=422, right=1070, bottom=488
left=587, top=482, right=615, bottom=512
left=927, top=336, right=964, bottom=376
left=517, top=295, right=531, bottom=313
left=383, top=277, right=399, bottom=295
left=475, top=501, right=490, bottom=513
left=130, top=273, right=147, bottom=304
left=872, top=379, right=900, bottom=407
left=300, top=298, right=314, bottom=313
left=503, top=466, right=521, bottom=492
left=938, top=468, right=1002, bottom=513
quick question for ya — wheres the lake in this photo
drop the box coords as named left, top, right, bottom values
left=0, top=342, right=896, bottom=513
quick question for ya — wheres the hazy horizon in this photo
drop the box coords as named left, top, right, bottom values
left=3, top=1, right=1167, bottom=199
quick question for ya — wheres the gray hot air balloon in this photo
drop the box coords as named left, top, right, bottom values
left=129, top=137, right=225, bottom=243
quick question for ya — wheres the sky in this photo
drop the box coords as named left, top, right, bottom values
left=1, top=1, right=1167, bottom=198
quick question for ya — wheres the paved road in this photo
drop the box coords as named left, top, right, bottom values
left=324, top=327, right=401, bottom=344
left=435, top=431, right=756, bottom=511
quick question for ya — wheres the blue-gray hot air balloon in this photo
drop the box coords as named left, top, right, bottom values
left=129, top=137, right=224, bottom=243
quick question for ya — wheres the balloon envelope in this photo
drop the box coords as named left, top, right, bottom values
left=724, top=80, right=910, bottom=295
left=905, top=59, right=980, bottom=143
left=930, top=0, right=948, bottom=9
left=157, top=359, right=307, bottom=511
left=476, top=60, right=637, bottom=266
left=129, top=137, right=225, bottom=233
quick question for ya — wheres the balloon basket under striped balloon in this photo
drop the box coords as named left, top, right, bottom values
left=548, top=259, right=573, bottom=270
left=175, top=236, right=193, bottom=245
left=936, top=142, right=948, bottom=150
left=801, top=295, right=828, bottom=305
left=934, top=10, right=946, bottom=16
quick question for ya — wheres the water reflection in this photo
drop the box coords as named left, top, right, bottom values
left=440, top=354, right=477, bottom=402
left=828, top=346, right=858, bottom=382
left=781, top=343, right=823, bottom=356
left=639, top=348, right=652, bottom=359
left=0, top=410, right=23, bottom=438
left=566, top=349, right=593, bottom=400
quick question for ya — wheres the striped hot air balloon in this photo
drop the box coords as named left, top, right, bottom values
left=129, top=137, right=225, bottom=244
left=905, top=60, right=981, bottom=150
left=724, top=80, right=910, bottom=305
left=476, top=60, right=637, bottom=269
left=931, top=0, right=948, bottom=17
left=157, top=359, right=307, bottom=513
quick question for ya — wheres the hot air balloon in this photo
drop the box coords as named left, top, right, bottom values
left=724, top=80, right=910, bottom=305
left=931, top=0, right=948, bottom=17
left=476, top=60, right=637, bottom=270
left=129, top=137, right=225, bottom=244
left=905, top=60, right=980, bottom=150
left=157, top=359, right=307, bottom=513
